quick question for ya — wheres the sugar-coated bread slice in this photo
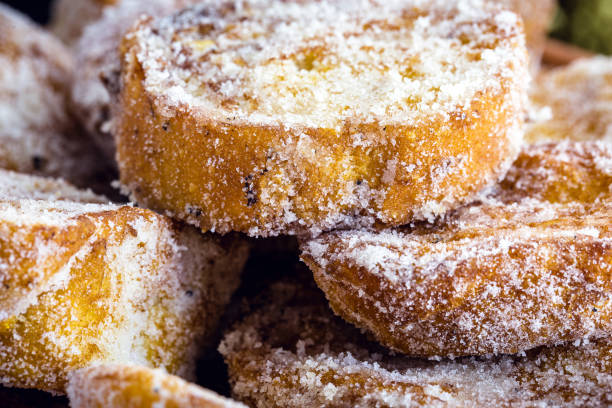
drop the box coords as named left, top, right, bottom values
left=220, top=276, right=612, bottom=408
left=67, top=364, right=246, bottom=408
left=0, top=171, right=249, bottom=394
left=116, top=0, right=528, bottom=237
left=71, top=0, right=199, bottom=160
left=0, top=5, right=105, bottom=186
left=528, top=56, right=612, bottom=143
left=301, top=141, right=612, bottom=357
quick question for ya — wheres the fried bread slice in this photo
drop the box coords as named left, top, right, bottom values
left=116, top=0, right=528, bottom=237
left=301, top=141, right=612, bottom=357
left=67, top=364, right=245, bottom=408
left=0, top=5, right=105, bottom=186
left=220, top=277, right=612, bottom=408
left=528, top=56, right=612, bottom=143
left=0, top=170, right=248, bottom=393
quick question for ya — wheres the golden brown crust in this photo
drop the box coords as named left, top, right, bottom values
left=67, top=364, right=245, bottom=408
left=116, top=0, right=528, bottom=237
left=0, top=174, right=248, bottom=394
left=301, top=141, right=612, bottom=357
left=220, top=277, right=612, bottom=408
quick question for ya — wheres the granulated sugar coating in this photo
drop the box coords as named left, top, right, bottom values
left=301, top=141, right=612, bottom=357
left=116, top=0, right=528, bottom=237
left=71, top=0, right=199, bottom=159
left=0, top=5, right=104, bottom=186
left=67, top=364, right=246, bottom=408
left=0, top=171, right=248, bottom=394
left=220, top=277, right=612, bottom=408
left=527, top=56, right=612, bottom=143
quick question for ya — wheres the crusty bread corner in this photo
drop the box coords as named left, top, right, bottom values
left=115, top=0, right=529, bottom=237
left=67, top=364, right=246, bottom=408
left=0, top=171, right=249, bottom=394
left=0, top=4, right=107, bottom=187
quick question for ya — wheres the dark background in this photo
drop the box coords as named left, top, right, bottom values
left=2, top=0, right=53, bottom=23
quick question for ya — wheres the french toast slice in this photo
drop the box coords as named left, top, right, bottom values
left=220, top=277, right=612, bottom=408
left=116, top=0, right=528, bottom=237
left=67, top=364, right=246, bottom=408
left=0, top=5, right=105, bottom=186
left=301, top=141, right=612, bottom=357
left=528, top=56, right=612, bottom=143
left=0, top=170, right=248, bottom=393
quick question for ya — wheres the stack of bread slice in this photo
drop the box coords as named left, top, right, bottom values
left=1, top=0, right=610, bottom=406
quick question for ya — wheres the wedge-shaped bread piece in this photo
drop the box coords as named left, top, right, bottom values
left=220, top=277, right=612, bottom=408
left=67, top=364, right=245, bottom=408
left=71, top=0, right=198, bottom=160
left=528, top=56, right=612, bottom=143
left=116, top=0, right=528, bottom=237
left=0, top=5, right=105, bottom=186
left=0, top=170, right=248, bottom=394
left=301, top=141, right=612, bottom=357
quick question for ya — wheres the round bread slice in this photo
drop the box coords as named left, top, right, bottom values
left=67, top=364, right=245, bottom=407
left=301, top=141, right=612, bottom=357
left=0, top=5, right=106, bottom=186
left=0, top=171, right=249, bottom=394
left=116, top=0, right=528, bottom=237
left=71, top=0, right=198, bottom=160
left=220, top=277, right=612, bottom=408
left=528, top=56, right=612, bottom=143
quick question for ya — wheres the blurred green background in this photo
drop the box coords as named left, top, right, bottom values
left=551, top=0, right=612, bottom=55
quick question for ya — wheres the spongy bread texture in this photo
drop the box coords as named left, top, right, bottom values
left=220, top=277, right=612, bottom=408
left=528, top=56, right=612, bottom=143
left=301, top=141, right=612, bottom=357
left=0, top=171, right=249, bottom=394
left=0, top=5, right=103, bottom=186
left=116, top=0, right=528, bottom=237
left=67, top=364, right=246, bottom=408
left=71, top=0, right=199, bottom=159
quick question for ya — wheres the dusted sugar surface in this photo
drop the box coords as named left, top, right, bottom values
left=67, top=364, right=246, bottom=408
left=301, top=141, right=612, bottom=357
left=135, top=0, right=523, bottom=128
left=117, top=0, right=528, bottom=237
left=528, top=56, right=612, bottom=143
left=220, top=277, right=612, bottom=408
left=0, top=173, right=248, bottom=394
